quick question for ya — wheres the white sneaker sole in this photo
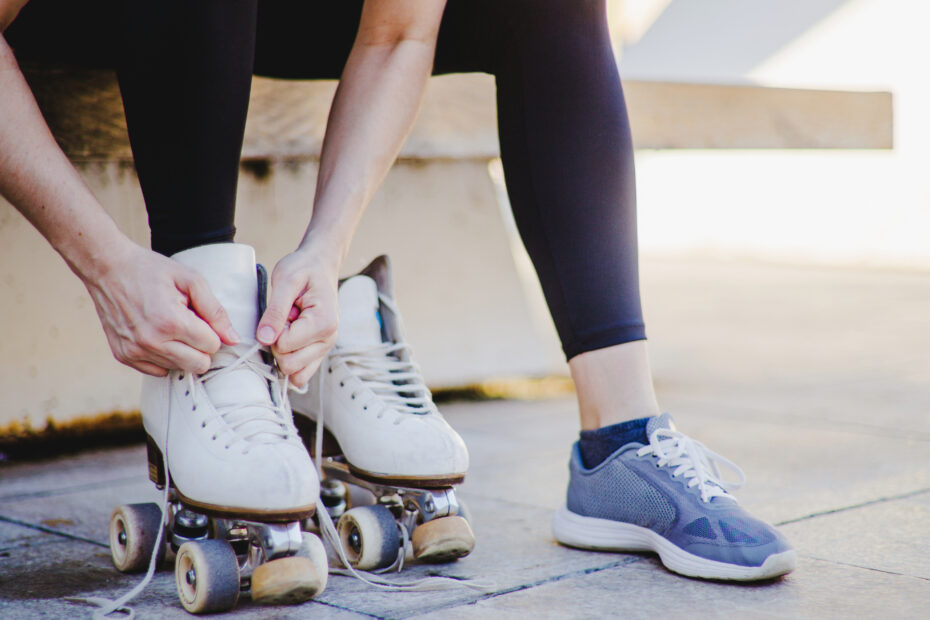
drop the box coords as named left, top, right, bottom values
left=552, top=505, right=796, bottom=581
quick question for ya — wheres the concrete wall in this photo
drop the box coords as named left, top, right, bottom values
left=0, top=73, right=572, bottom=433
left=0, top=0, right=901, bottom=433
left=0, top=153, right=565, bottom=432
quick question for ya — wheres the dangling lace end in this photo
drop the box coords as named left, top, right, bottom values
left=70, top=402, right=175, bottom=619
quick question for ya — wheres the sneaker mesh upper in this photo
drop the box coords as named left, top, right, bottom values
left=567, top=458, right=675, bottom=530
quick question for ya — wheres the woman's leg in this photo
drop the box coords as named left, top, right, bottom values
left=435, top=0, right=660, bottom=432
left=117, top=0, right=257, bottom=256
left=435, top=2, right=795, bottom=580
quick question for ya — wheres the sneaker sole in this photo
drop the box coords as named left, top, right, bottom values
left=552, top=505, right=796, bottom=581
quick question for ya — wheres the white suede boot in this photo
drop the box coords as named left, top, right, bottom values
left=291, top=256, right=469, bottom=483
left=141, top=243, right=318, bottom=520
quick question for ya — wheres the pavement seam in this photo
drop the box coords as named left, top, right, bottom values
left=311, top=598, right=385, bottom=619
left=0, top=514, right=107, bottom=548
left=776, top=486, right=930, bottom=526
left=397, top=557, right=641, bottom=619
left=803, top=554, right=930, bottom=582
left=0, top=474, right=146, bottom=502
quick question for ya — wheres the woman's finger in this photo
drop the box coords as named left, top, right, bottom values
left=274, top=340, right=333, bottom=380
left=179, top=271, right=240, bottom=346
left=275, top=308, right=337, bottom=355
left=159, top=340, right=213, bottom=374
left=129, top=359, right=170, bottom=377
left=175, top=308, right=223, bottom=356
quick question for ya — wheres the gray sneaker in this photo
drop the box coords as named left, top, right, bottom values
left=552, top=414, right=796, bottom=581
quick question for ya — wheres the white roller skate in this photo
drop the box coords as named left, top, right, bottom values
left=107, top=244, right=327, bottom=615
left=291, top=256, right=474, bottom=572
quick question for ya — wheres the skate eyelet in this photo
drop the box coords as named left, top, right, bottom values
left=178, top=373, right=184, bottom=380
left=327, top=368, right=332, bottom=374
left=185, top=390, right=189, bottom=396
left=339, top=381, right=344, bottom=387
left=363, top=406, right=367, bottom=410
left=351, top=394, right=355, bottom=400
left=201, top=422, right=206, bottom=428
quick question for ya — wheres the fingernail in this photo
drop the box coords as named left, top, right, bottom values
left=257, top=325, right=275, bottom=344
left=229, top=328, right=242, bottom=343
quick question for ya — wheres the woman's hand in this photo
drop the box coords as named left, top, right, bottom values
left=83, top=243, right=240, bottom=376
left=257, top=245, right=340, bottom=387
left=253, top=0, right=447, bottom=387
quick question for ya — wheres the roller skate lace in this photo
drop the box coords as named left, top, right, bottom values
left=328, top=342, right=432, bottom=418
left=307, top=295, right=491, bottom=592
left=73, top=343, right=301, bottom=618
left=636, top=428, right=746, bottom=503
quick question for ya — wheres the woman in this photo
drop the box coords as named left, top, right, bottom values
left=0, top=0, right=795, bottom=592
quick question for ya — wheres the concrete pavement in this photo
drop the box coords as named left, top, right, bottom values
left=1, top=257, right=928, bottom=618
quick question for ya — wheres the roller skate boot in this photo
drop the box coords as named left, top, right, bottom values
left=108, top=244, right=327, bottom=614
left=291, top=256, right=474, bottom=571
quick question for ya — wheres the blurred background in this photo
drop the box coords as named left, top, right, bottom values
left=0, top=0, right=925, bottom=456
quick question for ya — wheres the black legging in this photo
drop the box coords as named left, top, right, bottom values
left=7, top=0, right=645, bottom=359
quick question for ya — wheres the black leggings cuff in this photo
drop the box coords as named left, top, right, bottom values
left=563, top=325, right=647, bottom=361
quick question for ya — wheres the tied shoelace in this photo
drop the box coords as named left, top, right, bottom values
left=192, top=343, right=300, bottom=451
left=636, top=428, right=746, bottom=503
left=73, top=343, right=300, bottom=619
left=328, top=341, right=432, bottom=420
left=327, top=294, right=432, bottom=421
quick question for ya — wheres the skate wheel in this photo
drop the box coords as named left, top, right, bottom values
left=251, top=556, right=323, bottom=605
left=109, top=503, right=165, bottom=573
left=175, top=540, right=240, bottom=614
left=411, top=516, right=475, bottom=563
left=337, top=505, right=400, bottom=570
left=297, top=532, right=329, bottom=594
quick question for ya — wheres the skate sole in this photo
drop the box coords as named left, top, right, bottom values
left=174, top=490, right=316, bottom=523
left=552, top=505, right=796, bottom=581
left=329, top=459, right=465, bottom=488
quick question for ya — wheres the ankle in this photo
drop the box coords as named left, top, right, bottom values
left=568, top=341, right=661, bottom=430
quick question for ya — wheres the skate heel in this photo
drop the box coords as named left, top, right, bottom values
left=146, top=434, right=166, bottom=488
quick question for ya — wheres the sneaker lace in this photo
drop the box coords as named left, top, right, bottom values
left=636, top=428, right=746, bottom=503
left=72, top=343, right=298, bottom=618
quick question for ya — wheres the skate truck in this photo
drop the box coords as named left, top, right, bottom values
left=299, top=419, right=475, bottom=572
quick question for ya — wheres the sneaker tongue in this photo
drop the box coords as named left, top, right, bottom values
left=337, top=276, right=383, bottom=348
left=646, top=413, right=677, bottom=436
